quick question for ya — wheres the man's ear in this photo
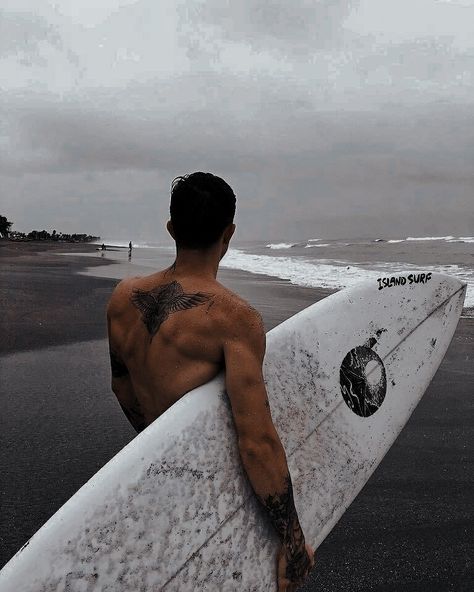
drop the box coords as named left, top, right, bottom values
left=223, top=223, right=236, bottom=245
left=167, top=220, right=175, bottom=239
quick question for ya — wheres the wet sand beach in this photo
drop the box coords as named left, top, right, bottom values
left=0, top=242, right=472, bottom=590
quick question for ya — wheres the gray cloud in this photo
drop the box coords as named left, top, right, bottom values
left=354, top=36, right=474, bottom=90
left=178, top=0, right=358, bottom=57
left=3, top=85, right=474, bottom=175
left=0, top=10, right=63, bottom=64
left=0, top=6, right=82, bottom=90
left=2, top=88, right=473, bottom=240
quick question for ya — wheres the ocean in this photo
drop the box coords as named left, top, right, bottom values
left=94, top=235, right=474, bottom=312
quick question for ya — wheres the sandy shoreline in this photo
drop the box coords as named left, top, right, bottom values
left=0, top=241, right=472, bottom=590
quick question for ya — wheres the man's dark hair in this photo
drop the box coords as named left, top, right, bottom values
left=170, top=172, right=236, bottom=249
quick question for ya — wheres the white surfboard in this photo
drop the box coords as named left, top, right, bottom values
left=0, top=273, right=466, bottom=591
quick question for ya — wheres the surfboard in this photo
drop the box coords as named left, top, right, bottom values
left=0, top=272, right=466, bottom=591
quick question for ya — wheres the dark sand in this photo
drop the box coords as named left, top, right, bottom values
left=0, top=241, right=472, bottom=590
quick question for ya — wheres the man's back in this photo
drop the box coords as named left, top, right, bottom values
left=107, top=267, right=256, bottom=427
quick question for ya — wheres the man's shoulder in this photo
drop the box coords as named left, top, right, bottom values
left=214, top=286, right=264, bottom=337
left=107, top=275, right=148, bottom=315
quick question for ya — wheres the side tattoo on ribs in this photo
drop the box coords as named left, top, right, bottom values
left=131, top=281, right=212, bottom=339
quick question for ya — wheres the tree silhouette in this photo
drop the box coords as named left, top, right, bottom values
left=0, top=215, right=13, bottom=238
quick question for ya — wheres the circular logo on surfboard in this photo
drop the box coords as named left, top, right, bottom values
left=340, top=346, right=387, bottom=417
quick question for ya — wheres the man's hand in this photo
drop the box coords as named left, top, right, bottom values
left=277, top=543, right=315, bottom=592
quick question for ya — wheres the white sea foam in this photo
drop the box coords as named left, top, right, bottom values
left=304, top=243, right=331, bottom=248
left=265, top=243, right=297, bottom=249
left=402, top=236, right=474, bottom=244
left=387, top=239, right=405, bottom=243
left=406, top=236, right=456, bottom=241
left=307, top=238, right=322, bottom=242
left=222, top=249, right=374, bottom=289
left=221, top=249, right=474, bottom=308
left=453, top=237, right=474, bottom=243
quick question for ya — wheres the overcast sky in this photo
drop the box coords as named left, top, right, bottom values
left=1, top=0, right=473, bottom=241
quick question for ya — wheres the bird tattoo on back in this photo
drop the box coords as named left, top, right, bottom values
left=131, top=281, right=212, bottom=339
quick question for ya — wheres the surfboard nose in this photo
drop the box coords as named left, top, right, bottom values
left=434, top=273, right=467, bottom=308
left=435, top=272, right=467, bottom=289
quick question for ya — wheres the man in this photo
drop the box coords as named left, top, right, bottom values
left=107, top=172, right=314, bottom=591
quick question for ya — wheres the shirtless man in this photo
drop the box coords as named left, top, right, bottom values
left=107, top=172, right=315, bottom=591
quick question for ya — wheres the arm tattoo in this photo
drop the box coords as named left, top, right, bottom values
left=262, top=475, right=310, bottom=581
left=131, top=281, right=212, bottom=339
left=110, top=349, right=129, bottom=378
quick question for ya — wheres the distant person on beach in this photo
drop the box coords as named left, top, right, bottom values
left=101, top=243, right=106, bottom=251
left=128, top=241, right=132, bottom=251
left=106, top=172, right=314, bottom=591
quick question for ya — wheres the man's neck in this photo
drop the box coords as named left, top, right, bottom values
left=170, top=246, right=221, bottom=280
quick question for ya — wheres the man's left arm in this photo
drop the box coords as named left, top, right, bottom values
left=107, top=307, right=146, bottom=434
left=108, top=348, right=146, bottom=434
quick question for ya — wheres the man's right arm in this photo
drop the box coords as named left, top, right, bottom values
left=223, top=305, right=313, bottom=590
